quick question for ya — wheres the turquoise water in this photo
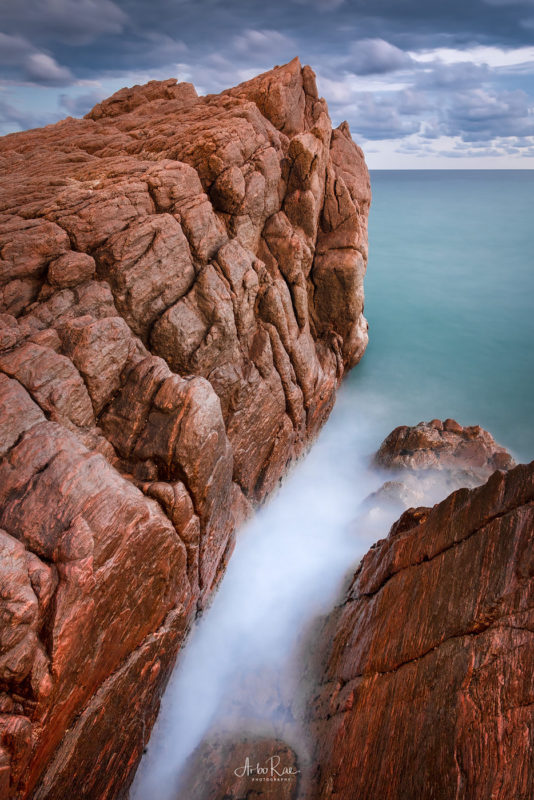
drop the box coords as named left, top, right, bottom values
left=353, top=170, right=534, bottom=463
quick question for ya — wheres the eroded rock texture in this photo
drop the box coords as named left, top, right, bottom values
left=0, top=58, right=370, bottom=798
left=307, top=461, right=534, bottom=800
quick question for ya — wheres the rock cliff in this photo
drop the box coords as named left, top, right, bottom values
left=0, top=59, right=370, bottom=798
left=307, top=459, right=534, bottom=800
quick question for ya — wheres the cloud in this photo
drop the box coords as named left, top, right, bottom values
left=347, top=39, right=413, bottom=75
left=1, top=0, right=127, bottom=45
left=444, top=87, right=534, bottom=140
left=232, top=29, right=295, bottom=58
left=1, top=0, right=534, bottom=165
left=24, top=53, right=73, bottom=85
left=0, top=98, right=39, bottom=131
left=395, top=90, right=430, bottom=114
left=293, top=0, right=346, bottom=9
left=0, top=32, right=74, bottom=85
left=349, top=93, right=422, bottom=139
left=0, top=97, right=62, bottom=134
left=415, top=61, right=491, bottom=90
left=141, top=33, right=188, bottom=62
left=410, top=45, right=534, bottom=69
left=482, top=0, right=534, bottom=5
left=96, top=32, right=189, bottom=72
left=60, top=89, right=108, bottom=117
left=0, top=33, right=31, bottom=63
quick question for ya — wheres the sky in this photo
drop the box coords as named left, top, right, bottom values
left=1, top=0, right=534, bottom=167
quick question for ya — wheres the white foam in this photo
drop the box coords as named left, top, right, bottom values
left=131, top=385, right=452, bottom=798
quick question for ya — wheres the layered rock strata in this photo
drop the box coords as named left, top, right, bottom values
left=307, top=460, right=534, bottom=800
left=0, top=59, right=370, bottom=798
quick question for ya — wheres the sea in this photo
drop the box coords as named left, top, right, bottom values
left=359, top=169, right=534, bottom=462
left=131, top=170, right=534, bottom=797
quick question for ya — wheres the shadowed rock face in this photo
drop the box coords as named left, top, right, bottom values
left=0, top=59, right=370, bottom=798
left=306, top=460, right=534, bottom=800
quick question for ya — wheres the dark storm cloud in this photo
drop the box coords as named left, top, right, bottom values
left=0, top=1, right=532, bottom=81
left=231, top=29, right=296, bottom=60
left=3, top=0, right=534, bottom=65
left=0, top=32, right=74, bottom=85
left=1, top=0, right=127, bottom=46
left=483, top=0, right=534, bottom=6
left=293, top=0, right=347, bottom=9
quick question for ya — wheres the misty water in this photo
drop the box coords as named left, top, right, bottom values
left=132, top=170, right=534, bottom=797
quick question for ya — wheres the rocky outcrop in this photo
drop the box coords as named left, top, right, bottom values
left=307, top=460, right=534, bottom=800
left=0, top=59, right=370, bottom=798
left=375, top=418, right=514, bottom=479
left=365, top=418, right=515, bottom=517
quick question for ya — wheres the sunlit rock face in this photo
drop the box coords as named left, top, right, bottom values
left=306, top=460, right=534, bottom=800
left=0, top=58, right=370, bottom=798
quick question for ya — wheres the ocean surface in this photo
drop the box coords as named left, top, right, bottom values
left=358, top=169, right=534, bottom=462
left=132, top=170, right=534, bottom=797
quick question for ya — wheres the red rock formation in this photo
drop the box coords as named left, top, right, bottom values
left=365, top=419, right=515, bottom=516
left=375, top=418, right=514, bottom=478
left=0, top=59, right=370, bottom=798
left=307, top=460, right=534, bottom=800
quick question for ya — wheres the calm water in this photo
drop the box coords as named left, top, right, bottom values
left=357, top=169, right=534, bottom=462
left=132, top=170, right=534, bottom=797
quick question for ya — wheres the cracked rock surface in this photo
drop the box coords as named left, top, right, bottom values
left=0, top=58, right=370, bottom=799
left=305, top=460, right=534, bottom=800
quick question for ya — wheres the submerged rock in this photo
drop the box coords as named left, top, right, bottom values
left=0, top=59, right=370, bottom=798
left=307, top=460, right=534, bottom=800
